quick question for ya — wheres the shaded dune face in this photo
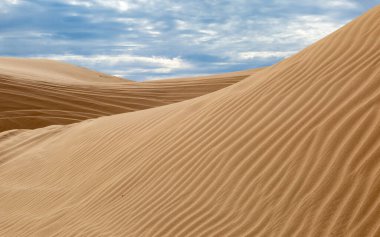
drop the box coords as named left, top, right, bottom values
left=0, top=69, right=258, bottom=132
left=0, top=5, right=380, bottom=237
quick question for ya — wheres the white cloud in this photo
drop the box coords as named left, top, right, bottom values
left=96, top=0, right=132, bottom=12
left=113, top=17, right=163, bottom=36
left=276, top=0, right=358, bottom=9
left=2, top=0, right=367, bottom=80
left=36, top=54, right=192, bottom=73
left=64, top=0, right=134, bottom=12
left=238, top=51, right=296, bottom=60
left=5, top=0, right=20, bottom=4
left=0, top=0, right=21, bottom=13
left=320, top=0, right=358, bottom=9
left=175, top=20, right=191, bottom=30
left=267, top=15, right=344, bottom=46
left=64, top=0, right=93, bottom=7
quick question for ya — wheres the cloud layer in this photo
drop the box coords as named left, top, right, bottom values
left=0, top=0, right=378, bottom=80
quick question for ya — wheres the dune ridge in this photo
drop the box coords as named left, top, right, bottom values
left=0, top=5, right=380, bottom=237
left=0, top=68, right=258, bottom=132
left=0, top=57, right=127, bottom=83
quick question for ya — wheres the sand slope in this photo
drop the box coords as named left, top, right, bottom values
left=0, top=57, right=127, bottom=83
left=0, top=67, right=257, bottom=132
left=0, top=5, right=380, bottom=237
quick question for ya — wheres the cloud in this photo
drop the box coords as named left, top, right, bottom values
left=320, top=0, right=358, bottom=9
left=64, top=0, right=135, bottom=12
left=0, top=0, right=21, bottom=13
left=4, top=0, right=20, bottom=4
left=273, top=0, right=359, bottom=10
left=0, top=0, right=376, bottom=80
left=64, top=0, right=93, bottom=7
left=94, top=0, right=132, bottom=12
left=34, top=54, right=192, bottom=78
left=44, top=54, right=190, bottom=68
left=274, top=15, right=344, bottom=44
left=238, top=51, right=297, bottom=60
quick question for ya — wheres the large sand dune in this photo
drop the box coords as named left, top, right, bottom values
left=0, top=5, right=379, bottom=237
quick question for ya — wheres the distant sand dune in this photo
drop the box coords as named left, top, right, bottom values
left=0, top=68, right=258, bottom=132
left=0, top=57, right=127, bottom=83
left=0, top=5, right=379, bottom=237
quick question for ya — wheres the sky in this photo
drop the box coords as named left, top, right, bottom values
left=0, top=0, right=378, bottom=81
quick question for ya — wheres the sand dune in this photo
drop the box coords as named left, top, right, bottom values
left=0, top=5, right=380, bottom=237
left=0, top=66, right=257, bottom=132
left=0, top=57, right=127, bottom=83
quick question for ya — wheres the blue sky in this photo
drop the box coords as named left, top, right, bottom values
left=0, top=0, right=378, bottom=80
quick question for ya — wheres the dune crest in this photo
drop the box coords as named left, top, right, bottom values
left=0, top=65, right=258, bottom=132
left=0, top=57, right=127, bottom=83
left=0, top=5, right=380, bottom=237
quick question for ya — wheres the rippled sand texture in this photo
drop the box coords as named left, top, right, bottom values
left=0, top=59, right=258, bottom=132
left=0, top=5, right=379, bottom=237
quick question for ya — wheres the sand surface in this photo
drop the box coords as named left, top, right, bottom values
left=0, top=57, right=128, bottom=83
left=0, top=6, right=379, bottom=236
left=0, top=66, right=258, bottom=132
